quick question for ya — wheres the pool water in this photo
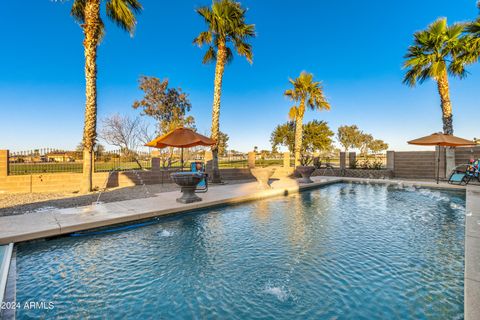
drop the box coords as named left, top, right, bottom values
left=16, top=183, right=465, bottom=319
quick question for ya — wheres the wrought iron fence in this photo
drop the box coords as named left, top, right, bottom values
left=8, top=149, right=362, bottom=175
left=8, top=148, right=153, bottom=175
left=218, top=154, right=248, bottom=168
left=8, top=148, right=83, bottom=175
left=94, top=150, right=151, bottom=172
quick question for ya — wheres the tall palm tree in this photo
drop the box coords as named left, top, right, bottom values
left=70, top=0, right=142, bottom=193
left=284, top=72, right=330, bottom=167
left=193, top=0, right=255, bottom=183
left=403, top=18, right=467, bottom=135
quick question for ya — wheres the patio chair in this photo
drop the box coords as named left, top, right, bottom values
left=448, top=160, right=480, bottom=185
left=190, top=162, right=208, bottom=193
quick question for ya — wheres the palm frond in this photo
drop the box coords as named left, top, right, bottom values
left=106, top=0, right=142, bottom=35
left=194, top=0, right=255, bottom=64
left=71, top=0, right=86, bottom=24
left=225, top=46, right=234, bottom=64
left=233, top=40, right=253, bottom=63
left=202, top=46, right=217, bottom=64
left=403, top=17, right=471, bottom=85
left=288, top=106, right=298, bottom=120
left=196, top=6, right=215, bottom=28
left=285, top=71, right=330, bottom=112
left=193, top=31, right=213, bottom=47
left=466, top=18, right=480, bottom=35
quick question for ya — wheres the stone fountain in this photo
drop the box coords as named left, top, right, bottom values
left=296, top=166, right=315, bottom=183
left=250, top=167, right=276, bottom=189
left=171, top=172, right=205, bottom=203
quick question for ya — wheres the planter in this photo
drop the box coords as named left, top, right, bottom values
left=296, top=166, right=315, bottom=183
left=250, top=168, right=276, bottom=189
left=170, top=172, right=204, bottom=204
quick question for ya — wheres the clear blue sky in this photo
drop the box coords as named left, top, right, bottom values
left=1, top=0, right=479, bottom=152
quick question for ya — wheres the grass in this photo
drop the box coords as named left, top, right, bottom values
left=8, top=159, right=283, bottom=175
left=9, top=156, right=386, bottom=175
left=9, top=162, right=151, bottom=175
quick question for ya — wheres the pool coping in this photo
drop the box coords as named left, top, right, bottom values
left=1, top=176, right=479, bottom=318
left=0, top=243, right=13, bottom=306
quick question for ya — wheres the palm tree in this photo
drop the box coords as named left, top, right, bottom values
left=284, top=72, right=330, bottom=167
left=70, top=0, right=142, bottom=193
left=193, top=0, right=255, bottom=183
left=403, top=18, right=467, bottom=135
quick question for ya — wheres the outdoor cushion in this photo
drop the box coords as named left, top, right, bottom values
left=449, top=173, right=466, bottom=184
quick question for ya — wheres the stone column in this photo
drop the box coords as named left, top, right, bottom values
left=0, top=150, right=9, bottom=177
left=348, top=152, right=356, bottom=169
left=204, top=150, right=213, bottom=172
left=248, top=152, right=256, bottom=168
left=438, top=147, right=447, bottom=180
left=283, top=152, right=291, bottom=168
left=151, top=158, right=160, bottom=171
left=386, top=151, right=395, bottom=170
left=339, top=152, right=346, bottom=170
left=445, top=147, right=455, bottom=178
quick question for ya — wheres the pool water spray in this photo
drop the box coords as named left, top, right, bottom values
left=93, top=169, right=151, bottom=205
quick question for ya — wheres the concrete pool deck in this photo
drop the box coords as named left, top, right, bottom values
left=0, top=176, right=344, bottom=244
left=0, top=176, right=472, bottom=245
left=0, top=176, right=479, bottom=318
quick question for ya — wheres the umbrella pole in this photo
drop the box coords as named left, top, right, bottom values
left=181, top=148, right=184, bottom=172
left=436, top=146, right=440, bottom=184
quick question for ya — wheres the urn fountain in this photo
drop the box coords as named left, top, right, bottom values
left=170, top=172, right=205, bottom=203
left=296, top=166, right=315, bottom=183
left=250, top=167, right=276, bottom=190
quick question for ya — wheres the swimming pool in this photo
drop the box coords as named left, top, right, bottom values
left=15, top=182, right=465, bottom=319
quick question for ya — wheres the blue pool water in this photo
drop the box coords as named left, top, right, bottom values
left=16, top=183, right=465, bottom=319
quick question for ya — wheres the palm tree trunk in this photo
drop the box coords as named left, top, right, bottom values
left=436, top=70, right=453, bottom=135
left=436, top=69, right=455, bottom=178
left=294, top=101, right=305, bottom=167
left=81, top=0, right=101, bottom=193
left=210, top=41, right=227, bottom=183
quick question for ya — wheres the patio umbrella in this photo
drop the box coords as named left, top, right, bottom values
left=408, top=132, right=476, bottom=184
left=145, top=127, right=216, bottom=170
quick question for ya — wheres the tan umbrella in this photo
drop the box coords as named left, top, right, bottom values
left=145, top=127, right=216, bottom=169
left=408, top=132, right=476, bottom=183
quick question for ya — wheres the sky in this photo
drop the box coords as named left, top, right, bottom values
left=1, top=0, right=479, bottom=152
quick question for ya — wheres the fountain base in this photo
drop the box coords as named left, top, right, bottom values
left=176, top=187, right=202, bottom=204
left=171, top=172, right=205, bottom=204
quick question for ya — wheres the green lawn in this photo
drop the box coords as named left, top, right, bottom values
left=8, top=158, right=286, bottom=175
left=9, top=161, right=151, bottom=175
